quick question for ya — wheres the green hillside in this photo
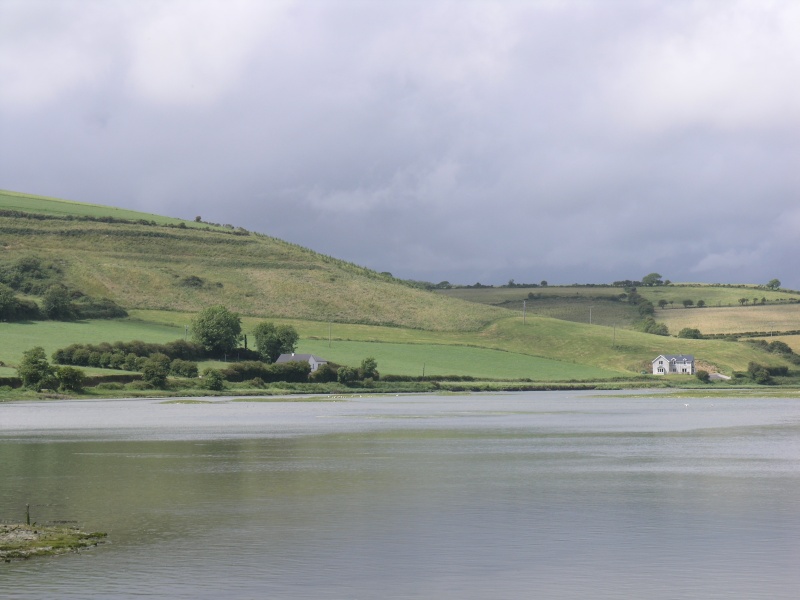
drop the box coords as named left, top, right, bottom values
left=1, top=190, right=796, bottom=384
left=0, top=190, right=507, bottom=331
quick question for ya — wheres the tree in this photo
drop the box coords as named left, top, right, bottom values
left=657, top=299, right=668, bottom=309
left=17, top=346, right=56, bottom=390
left=191, top=305, right=242, bottom=355
left=360, top=357, right=379, bottom=380
left=696, top=370, right=710, bottom=383
left=540, top=280, right=548, bottom=287
left=696, top=299, right=705, bottom=308
left=42, top=284, right=73, bottom=320
left=252, top=322, right=299, bottom=363
left=766, top=278, right=781, bottom=290
left=682, top=299, right=694, bottom=308
left=337, top=366, right=359, bottom=384
left=739, top=298, right=749, bottom=306
left=642, top=273, right=663, bottom=286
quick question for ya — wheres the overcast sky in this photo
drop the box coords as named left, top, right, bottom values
left=1, top=0, right=798, bottom=288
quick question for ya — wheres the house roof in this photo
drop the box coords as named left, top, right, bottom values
left=652, top=354, right=695, bottom=363
left=275, top=353, right=328, bottom=364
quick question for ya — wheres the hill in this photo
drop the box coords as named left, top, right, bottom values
left=1, top=189, right=797, bottom=384
left=0, top=190, right=506, bottom=331
left=437, top=284, right=800, bottom=335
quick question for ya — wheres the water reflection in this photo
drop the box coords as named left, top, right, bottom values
left=2, top=393, right=799, bottom=599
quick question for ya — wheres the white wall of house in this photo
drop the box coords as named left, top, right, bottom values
left=653, top=355, right=695, bottom=375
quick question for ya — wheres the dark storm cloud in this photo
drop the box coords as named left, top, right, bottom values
left=1, top=0, right=799, bottom=287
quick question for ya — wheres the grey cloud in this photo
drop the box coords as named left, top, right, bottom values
left=1, top=0, right=798, bottom=288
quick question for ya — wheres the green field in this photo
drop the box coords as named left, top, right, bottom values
left=1, top=190, right=798, bottom=387
left=0, top=189, right=213, bottom=228
left=297, top=339, right=618, bottom=380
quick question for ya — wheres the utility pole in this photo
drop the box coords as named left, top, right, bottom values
left=523, top=299, right=526, bottom=325
left=329, top=321, right=332, bottom=347
left=589, top=305, right=593, bottom=325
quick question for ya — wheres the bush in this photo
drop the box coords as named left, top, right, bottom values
left=95, top=382, right=124, bottom=390
left=127, top=380, right=155, bottom=390
left=56, top=366, right=86, bottom=392
left=695, top=370, right=710, bottom=383
left=309, top=363, right=338, bottom=383
left=17, top=346, right=55, bottom=390
left=141, top=353, right=171, bottom=387
left=201, top=369, right=225, bottom=391
left=678, top=328, right=703, bottom=339
left=638, top=317, right=669, bottom=336
left=767, top=340, right=793, bottom=355
left=170, top=359, right=199, bottom=378
left=337, top=366, right=359, bottom=384
left=42, top=284, right=74, bottom=320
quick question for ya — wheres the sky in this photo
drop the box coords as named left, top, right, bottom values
left=1, top=0, right=799, bottom=288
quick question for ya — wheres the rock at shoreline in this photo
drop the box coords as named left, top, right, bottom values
left=1, top=524, right=106, bottom=561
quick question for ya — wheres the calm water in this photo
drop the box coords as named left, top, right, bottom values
left=1, top=392, right=799, bottom=599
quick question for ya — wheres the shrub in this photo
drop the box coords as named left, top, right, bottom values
left=767, top=341, right=793, bottom=355
left=337, top=366, right=359, bottom=384
left=127, top=380, right=154, bottom=390
left=56, top=366, right=86, bottom=392
left=170, top=359, right=199, bottom=378
left=141, top=353, right=171, bottom=388
left=695, top=370, right=710, bottom=383
left=42, top=284, right=74, bottom=320
left=638, top=317, right=669, bottom=336
left=678, top=328, right=703, bottom=339
left=201, top=369, right=225, bottom=391
left=17, top=346, right=55, bottom=390
left=95, top=382, right=124, bottom=390
left=309, top=363, right=338, bottom=383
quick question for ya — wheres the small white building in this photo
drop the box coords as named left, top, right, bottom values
left=275, top=353, right=329, bottom=372
left=652, top=354, right=695, bottom=375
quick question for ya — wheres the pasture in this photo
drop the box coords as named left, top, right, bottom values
left=0, top=189, right=208, bottom=228
left=297, top=339, right=619, bottom=380
left=656, top=304, right=800, bottom=335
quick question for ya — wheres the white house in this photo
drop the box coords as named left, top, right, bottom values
left=275, top=353, right=329, bottom=372
left=652, top=354, right=695, bottom=375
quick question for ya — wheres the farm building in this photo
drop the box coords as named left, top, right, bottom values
left=652, top=354, right=695, bottom=375
left=276, top=353, right=329, bottom=372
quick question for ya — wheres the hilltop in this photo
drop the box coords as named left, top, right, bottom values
left=0, top=190, right=505, bottom=331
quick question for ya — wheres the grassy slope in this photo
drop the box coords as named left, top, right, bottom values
left=0, top=192, right=507, bottom=331
left=1, top=190, right=793, bottom=380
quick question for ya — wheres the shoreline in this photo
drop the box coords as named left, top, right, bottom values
left=1, top=523, right=106, bottom=562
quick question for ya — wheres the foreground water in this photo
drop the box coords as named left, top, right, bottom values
left=1, top=392, right=799, bottom=599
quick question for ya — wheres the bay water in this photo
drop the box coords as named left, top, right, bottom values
left=1, top=392, right=799, bottom=599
